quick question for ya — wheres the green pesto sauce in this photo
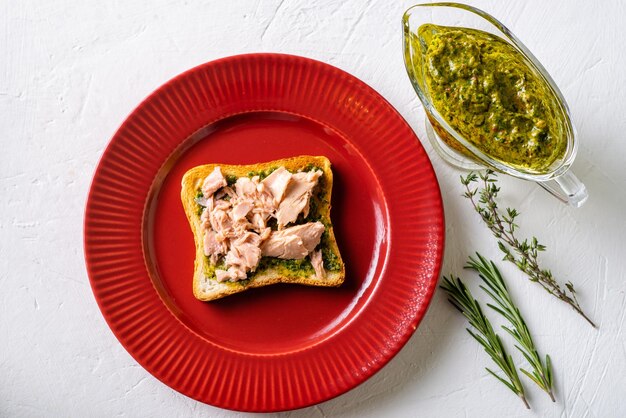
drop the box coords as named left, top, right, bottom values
left=246, top=164, right=320, bottom=180
left=257, top=257, right=314, bottom=276
left=417, top=24, right=566, bottom=172
left=197, top=165, right=341, bottom=283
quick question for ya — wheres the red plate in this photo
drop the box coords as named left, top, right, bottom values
left=84, top=53, right=444, bottom=412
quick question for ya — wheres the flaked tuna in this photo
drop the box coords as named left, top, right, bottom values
left=200, top=166, right=326, bottom=283
left=203, top=229, right=226, bottom=264
left=262, top=167, right=292, bottom=204
left=209, top=205, right=232, bottom=237
left=310, top=249, right=326, bottom=280
left=226, top=233, right=262, bottom=270
left=231, top=201, right=254, bottom=222
left=215, top=266, right=247, bottom=283
left=235, top=176, right=257, bottom=198
left=202, top=167, right=227, bottom=197
left=275, top=170, right=322, bottom=228
left=261, top=222, right=325, bottom=259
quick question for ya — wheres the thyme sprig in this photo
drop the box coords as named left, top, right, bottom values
left=460, top=170, right=595, bottom=327
left=467, top=253, right=555, bottom=401
left=440, top=275, right=530, bottom=409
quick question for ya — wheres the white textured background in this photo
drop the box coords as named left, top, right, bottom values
left=2, top=0, right=625, bottom=416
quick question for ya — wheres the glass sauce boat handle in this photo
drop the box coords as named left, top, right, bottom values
left=538, top=171, right=588, bottom=208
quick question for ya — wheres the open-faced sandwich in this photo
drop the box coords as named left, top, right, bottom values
left=181, top=156, right=345, bottom=301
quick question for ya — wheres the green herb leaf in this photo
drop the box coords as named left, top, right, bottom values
left=460, top=170, right=595, bottom=327
left=440, top=275, right=530, bottom=408
left=466, top=253, right=556, bottom=401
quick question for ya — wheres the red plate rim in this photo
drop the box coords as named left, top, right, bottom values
left=84, top=53, right=444, bottom=412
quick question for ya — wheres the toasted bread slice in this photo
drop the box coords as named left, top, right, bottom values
left=181, top=155, right=345, bottom=301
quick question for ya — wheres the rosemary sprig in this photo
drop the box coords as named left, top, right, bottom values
left=440, top=275, right=530, bottom=409
left=460, top=170, right=595, bottom=327
left=466, top=253, right=555, bottom=401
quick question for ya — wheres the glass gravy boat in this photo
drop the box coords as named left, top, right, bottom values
left=403, top=3, right=588, bottom=207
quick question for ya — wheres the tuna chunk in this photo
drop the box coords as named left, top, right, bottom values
left=310, top=249, right=326, bottom=280
left=200, top=207, right=210, bottom=229
left=215, top=266, right=247, bottom=283
left=234, top=231, right=263, bottom=247
left=203, top=229, right=226, bottom=264
left=235, top=177, right=257, bottom=198
left=261, top=222, right=325, bottom=259
left=226, top=232, right=262, bottom=271
left=231, top=201, right=253, bottom=222
left=231, top=218, right=253, bottom=237
left=209, top=206, right=232, bottom=236
left=214, top=199, right=231, bottom=211
left=250, top=212, right=266, bottom=231
left=258, top=227, right=271, bottom=241
left=202, top=167, right=227, bottom=197
left=275, top=170, right=322, bottom=228
left=262, top=167, right=292, bottom=204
